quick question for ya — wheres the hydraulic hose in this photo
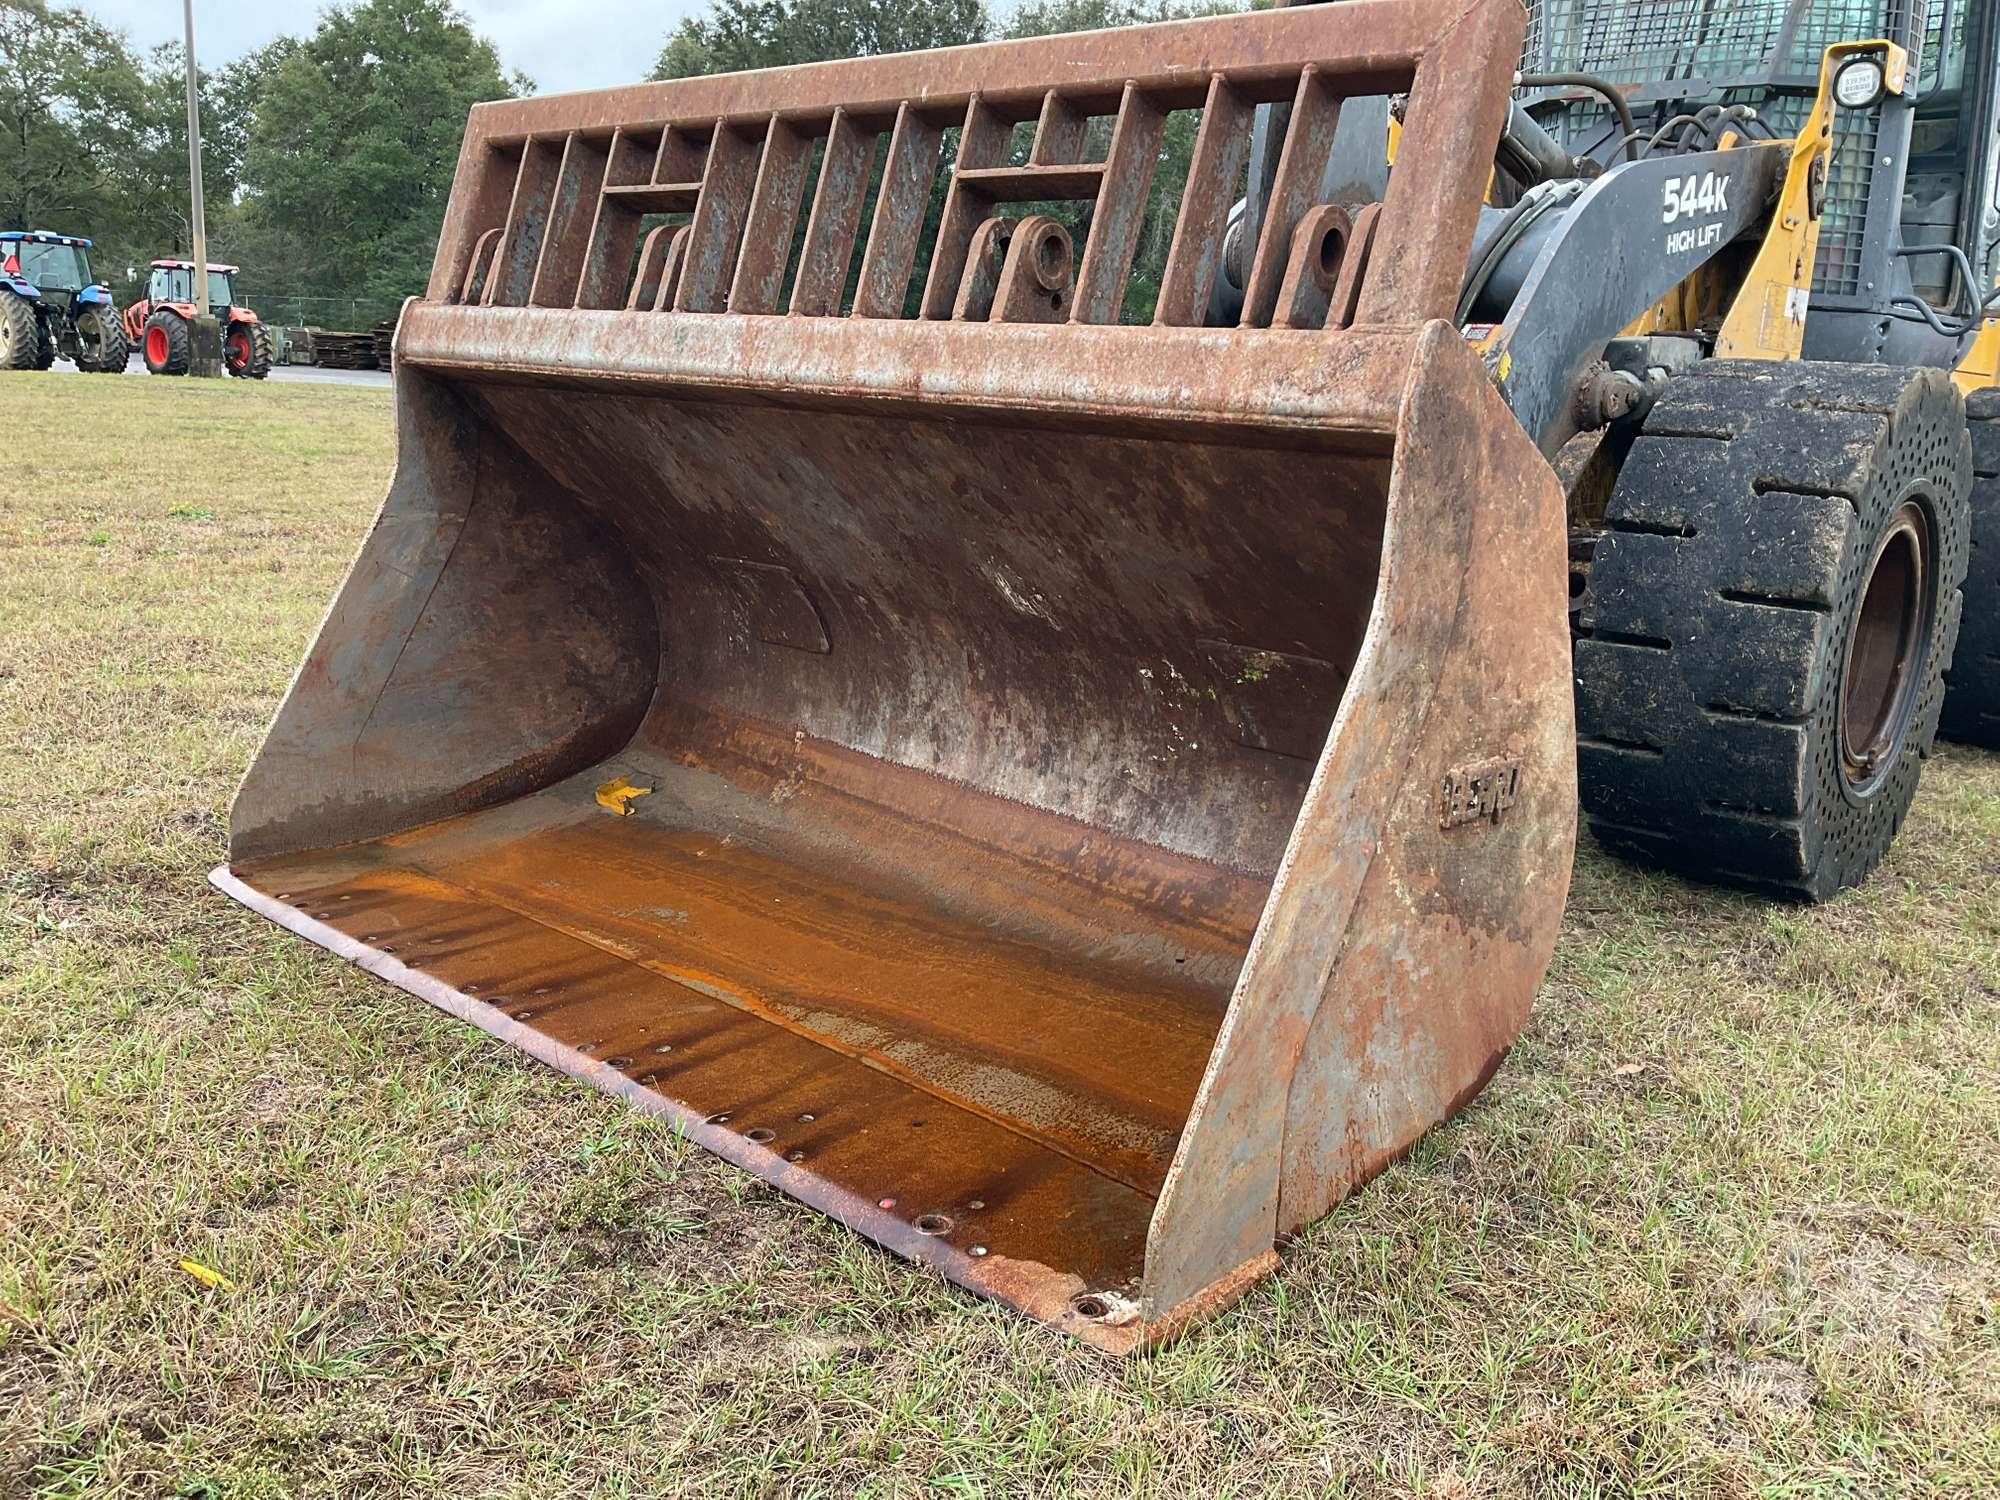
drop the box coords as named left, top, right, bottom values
left=1515, top=71, right=1638, bottom=159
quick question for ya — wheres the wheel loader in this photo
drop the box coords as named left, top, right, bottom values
left=212, top=0, right=1998, bottom=1351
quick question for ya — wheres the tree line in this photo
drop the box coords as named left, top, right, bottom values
left=1, top=0, right=1235, bottom=322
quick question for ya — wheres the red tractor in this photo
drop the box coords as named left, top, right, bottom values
left=122, top=259, right=273, bottom=379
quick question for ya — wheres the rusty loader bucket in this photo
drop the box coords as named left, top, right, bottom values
left=214, top=0, right=1575, bottom=1350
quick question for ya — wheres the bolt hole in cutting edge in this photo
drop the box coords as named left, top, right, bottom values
left=745, top=1127, right=777, bottom=1143
left=914, top=1213, right=953, bottom=1235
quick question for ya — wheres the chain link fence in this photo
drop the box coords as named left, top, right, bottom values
left=232, top=289, right=406, bottom=332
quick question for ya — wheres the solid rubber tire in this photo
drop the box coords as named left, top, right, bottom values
left=1575, top=362, right=1971, bottom=900
left=1940, top=388, right=2000, bottom=747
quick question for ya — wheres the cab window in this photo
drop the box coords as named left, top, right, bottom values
left=16, top=241, right=88, bottom=290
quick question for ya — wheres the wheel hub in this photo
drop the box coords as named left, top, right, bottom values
left=1839, top=498, right=1934, bottom=791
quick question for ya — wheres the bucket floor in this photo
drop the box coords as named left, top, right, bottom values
left=221, top=755, right=1246, bottom=1320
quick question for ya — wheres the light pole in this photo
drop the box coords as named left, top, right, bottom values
left=182, top=0, right=224, bottom=376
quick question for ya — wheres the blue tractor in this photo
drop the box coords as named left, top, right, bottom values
left=1, top=230, right=128, bottom=373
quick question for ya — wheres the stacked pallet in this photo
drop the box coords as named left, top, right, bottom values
left=371, top=317, right=397, bottom=373
left=315, top=331, right=379, bottom=370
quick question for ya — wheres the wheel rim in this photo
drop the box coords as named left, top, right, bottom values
left=226, top=330, right=249, bottom=370
left=1839, top=498, right=1935, bottom=792
left=146, top=325, right=169, bottom=366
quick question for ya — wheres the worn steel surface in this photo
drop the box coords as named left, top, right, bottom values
left=216, top=0, right=1576, bottom=1351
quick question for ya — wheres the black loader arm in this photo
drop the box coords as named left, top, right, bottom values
left=1467, top=141, right=1792, bottom=455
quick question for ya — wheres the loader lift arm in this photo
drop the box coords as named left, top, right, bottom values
left=1469, top=142, right=1791, bottom=454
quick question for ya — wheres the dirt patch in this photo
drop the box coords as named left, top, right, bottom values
left=1709, top=1352, right=1821, bottom=1422
left=1758, top=1226, right=1986, bottom=1357
left=242, top=1072, right=293, bottom=1130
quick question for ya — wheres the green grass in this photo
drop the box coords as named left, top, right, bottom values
left=2, top=371, right=1996, bottom=1498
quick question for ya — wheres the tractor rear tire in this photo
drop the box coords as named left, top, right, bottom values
left=225, top=321, right=273, bottom=379
left=1575, top=362, right=1971, bottom=900
left=0, top=293, right=38, bottom=370
left=33, top=324, right=54, bottom=370
left=143, top=311, right=191, bottom=376
left=1940, top=389, right=2000, bottom=747
left=74, top=304, right=126, bottom=373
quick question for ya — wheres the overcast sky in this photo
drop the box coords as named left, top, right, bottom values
left=79, top=1, right=704, bottom=97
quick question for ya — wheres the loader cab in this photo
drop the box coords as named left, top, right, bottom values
left=1902, top=4, right=2000, bottom=309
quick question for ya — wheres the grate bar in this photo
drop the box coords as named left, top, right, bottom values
left=1154, top=76, right=1253, bottom=328
left=729, top=118, right=816, bottom=315
left=529, top=134, right=609, bottom=309
left=1072, top=86, right=1168, bottom=326
left=853, top=103, right=944, bottom=318
left=675, top=121, right=763, bottom=313
left=790, top=109, right=874, bottom=317
left=491, top=138, right=562, bottom=306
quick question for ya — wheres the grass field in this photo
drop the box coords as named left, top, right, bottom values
left=1, top=372, right=1996, bottom=1498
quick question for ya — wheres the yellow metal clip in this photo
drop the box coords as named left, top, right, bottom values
left=178, top=1259, right=236, bottom=1291
left=595, top=776, right=653, bottom=816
